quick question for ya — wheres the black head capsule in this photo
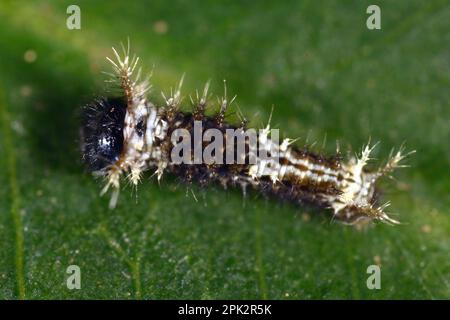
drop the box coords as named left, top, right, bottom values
left=81, top=97, right=127, bottom=172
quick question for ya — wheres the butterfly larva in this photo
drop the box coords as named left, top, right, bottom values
left=81, top=44, right=413, bottom=225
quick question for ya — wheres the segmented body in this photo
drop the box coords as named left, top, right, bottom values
left=81, top=45, right=412, bottom=225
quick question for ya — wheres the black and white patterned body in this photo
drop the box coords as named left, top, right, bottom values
left=81, top=46, right=411, bottom=225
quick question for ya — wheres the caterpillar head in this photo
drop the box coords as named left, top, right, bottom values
left=81, top=44, right=154, bottom=208
left=81, top=97, right=127, bottom=172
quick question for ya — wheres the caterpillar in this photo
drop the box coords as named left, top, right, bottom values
left=81, top=44, right=413, bottom=225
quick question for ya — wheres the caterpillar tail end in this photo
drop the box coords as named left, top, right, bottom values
left=334, top=145, right=414, bottom=226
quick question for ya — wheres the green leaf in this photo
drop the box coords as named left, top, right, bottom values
left=0, top=0, right=448, bottom=299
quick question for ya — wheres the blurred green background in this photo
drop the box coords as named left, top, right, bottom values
left=0, top=0, right=448, bottom=299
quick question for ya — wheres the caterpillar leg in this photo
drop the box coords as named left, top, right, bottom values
left=101, top=167, right=121, bottom=209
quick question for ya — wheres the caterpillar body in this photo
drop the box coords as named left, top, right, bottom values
left=81, top=45, right=412, bottom=225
